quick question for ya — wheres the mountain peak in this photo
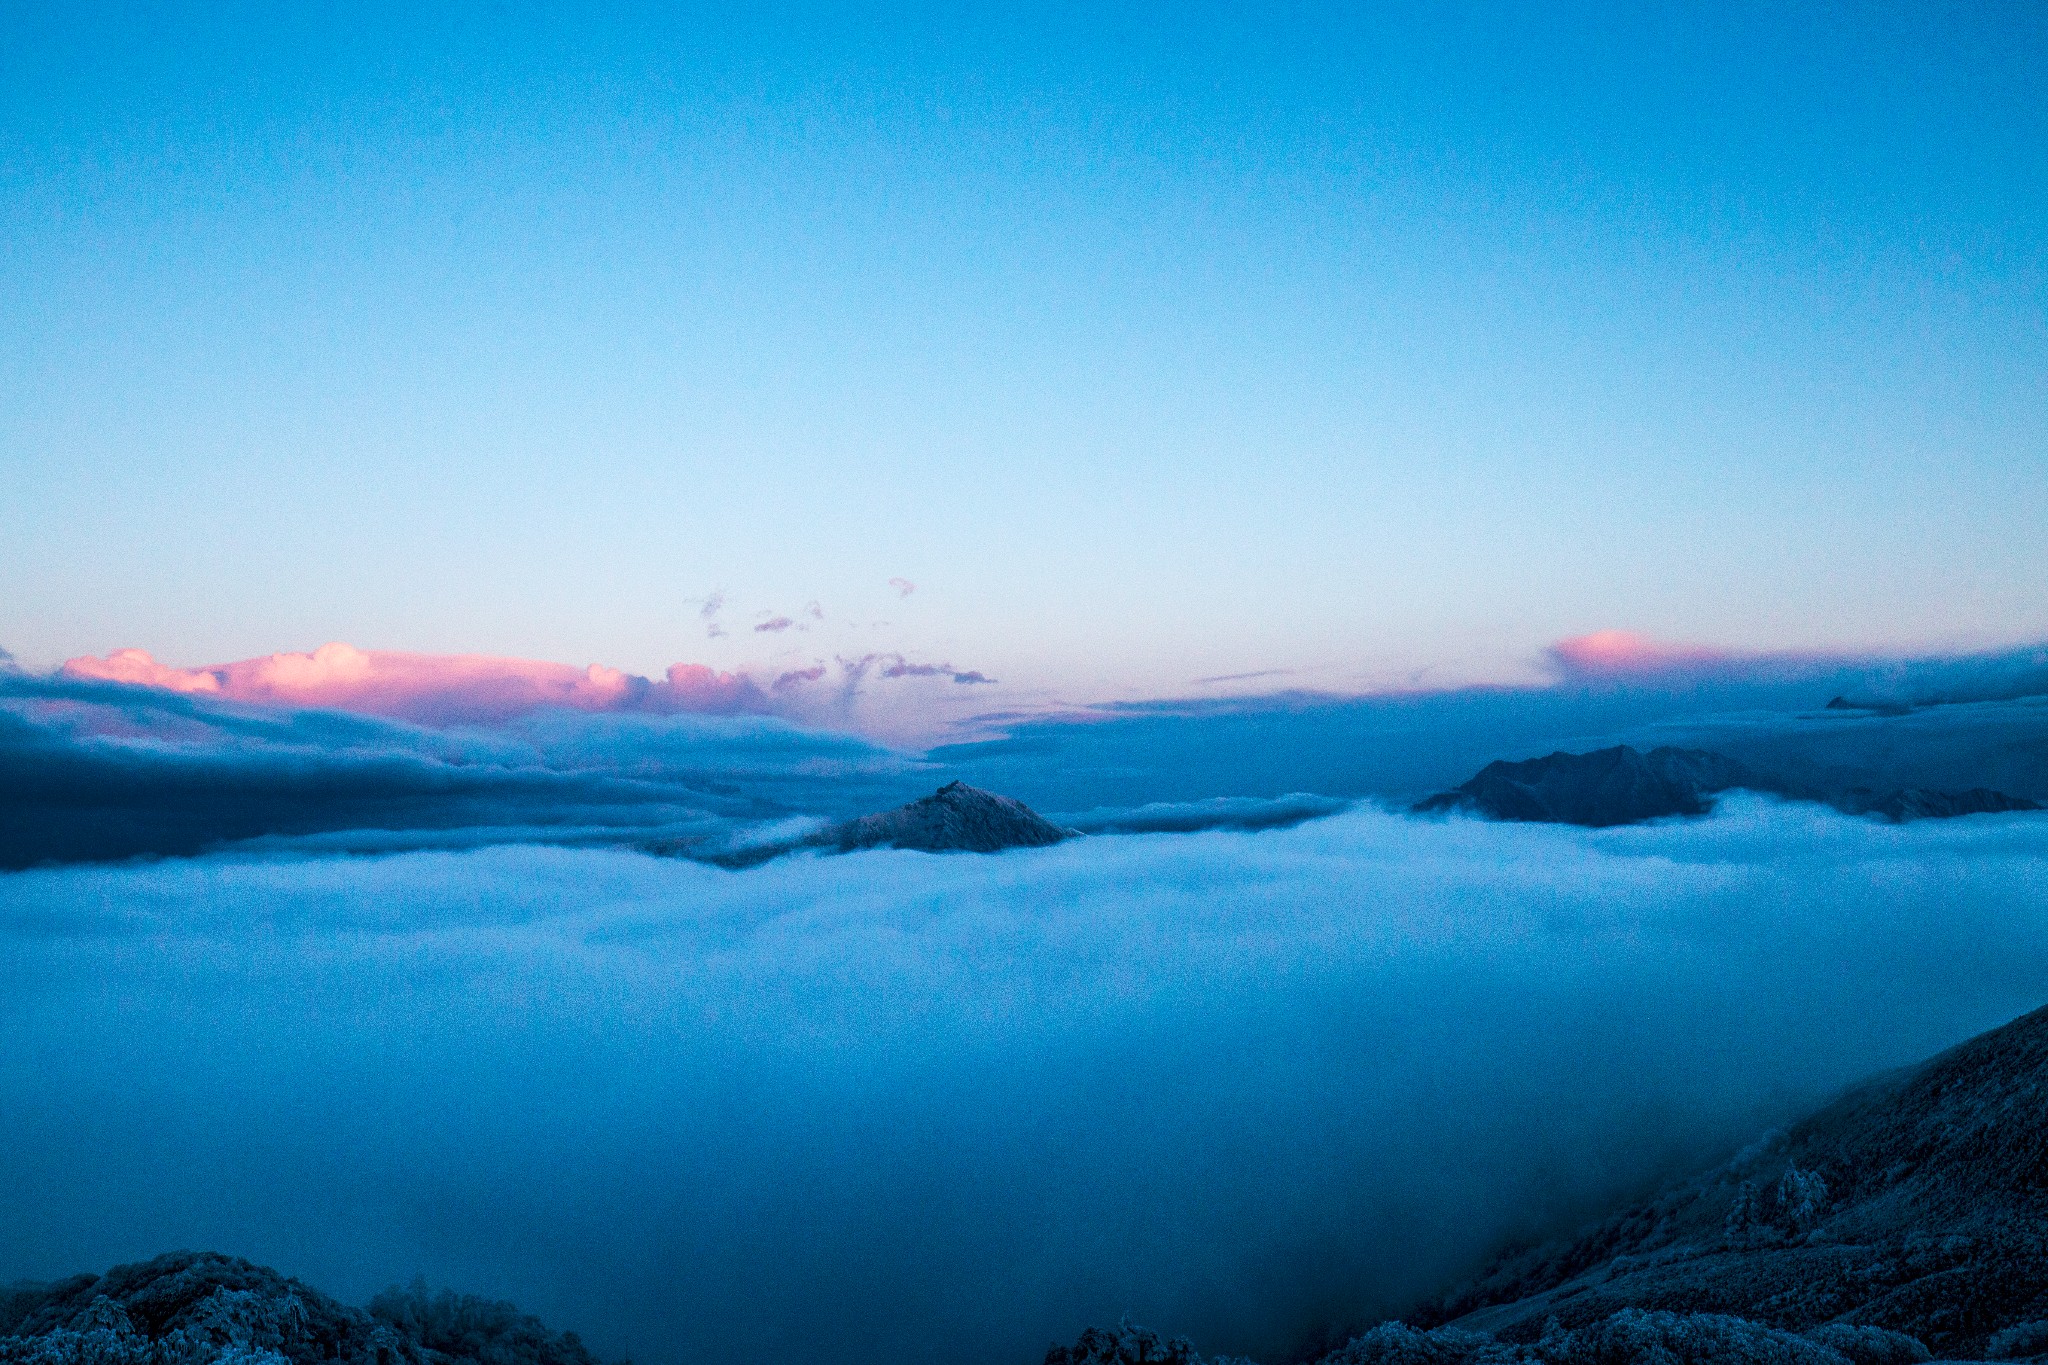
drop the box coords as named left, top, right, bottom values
left=824, top=783, right=1074, bottom=854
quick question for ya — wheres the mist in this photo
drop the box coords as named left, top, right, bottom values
left=4, top=800, right=2047, bottom=1363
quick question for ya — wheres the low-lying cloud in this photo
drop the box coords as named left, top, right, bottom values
left=3, top=802, right=2046, bottom=1365
left=1055, top=793, right=1353, bottom=835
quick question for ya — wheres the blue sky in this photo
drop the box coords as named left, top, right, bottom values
left=3, top=2, right=2044, bottom=704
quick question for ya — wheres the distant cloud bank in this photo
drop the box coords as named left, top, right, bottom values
left=61, top=643, right=767, bottom=726
left=58, top=640, right=1001, bottom=730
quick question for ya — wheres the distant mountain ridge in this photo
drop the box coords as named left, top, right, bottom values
left=1415, top=744, right=2039, bottom=828
left=1414, top=745, right=1764, bottom=827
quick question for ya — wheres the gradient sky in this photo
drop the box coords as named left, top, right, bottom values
left=4, top=3, right=2045, bottom=704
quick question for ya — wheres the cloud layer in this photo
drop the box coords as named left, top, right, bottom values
left=4, top=803, right=2048, bottom=1365
left=0, top=673, right=927, bottom=868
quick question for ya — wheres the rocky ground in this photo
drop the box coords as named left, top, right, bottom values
left=0, top=1253, right=604, bottom=1365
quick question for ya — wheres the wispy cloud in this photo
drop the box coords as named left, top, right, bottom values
left=754, top=617, right=794, bottom=634
left=875, top=656, right=995, bottom=685
left=1192, top=668, right=1297, bottom=685
left=773, top=665, right=827, bottom=691
left=700, top=592, right=728, bottom=638
left=888, top=578, right=916, bottom=598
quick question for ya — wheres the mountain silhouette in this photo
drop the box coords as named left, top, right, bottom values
left=1416, top=744, right=2039, bottom=828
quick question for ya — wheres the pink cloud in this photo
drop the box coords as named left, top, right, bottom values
left=61, top=643, right=768, bottom=726
left=66, top=647, right=231, bottom=695
left=1546, top=630, right=1732, bottom=678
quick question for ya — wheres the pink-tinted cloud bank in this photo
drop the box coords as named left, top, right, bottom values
left=1546, top=630, right=1734, bottom=678
left=62, top=644, right=768, bottom=726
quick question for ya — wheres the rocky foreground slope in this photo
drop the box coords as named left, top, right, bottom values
left=0, top=1252, right=603, bottom=1365
left=1052, top=1001, right=2048, bottom=1364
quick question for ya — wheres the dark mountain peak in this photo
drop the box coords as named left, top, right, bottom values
left=1415, top=744, right=1766, bottom=827
left=822, top=782, right=1074, bottom=854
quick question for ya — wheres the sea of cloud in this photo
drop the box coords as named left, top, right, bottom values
left=4, top=799, right=2047, bottom=1364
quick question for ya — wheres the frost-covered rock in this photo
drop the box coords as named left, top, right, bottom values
left=0, top=1254, right=600, bottom=1365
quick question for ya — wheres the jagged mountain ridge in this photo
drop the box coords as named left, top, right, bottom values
left=1415, top=744, right=2040, bottom=828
